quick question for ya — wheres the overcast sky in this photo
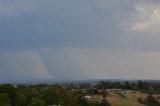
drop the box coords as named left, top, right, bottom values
left=1, top=0, right=160, bottom=81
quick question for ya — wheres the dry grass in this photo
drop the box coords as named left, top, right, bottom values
left=91, top=92, right=148, bottom=106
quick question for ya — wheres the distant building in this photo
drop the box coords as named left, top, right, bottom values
left=82, top=95, right=92, bottom=100
left=105, top=89, right=137, bottom=94
left=149, top=86, right=154, bottom=91
left=14, top=85, right=17, bottom=88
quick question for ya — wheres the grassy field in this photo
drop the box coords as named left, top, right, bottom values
left=91, top=92, right=148, bottom=106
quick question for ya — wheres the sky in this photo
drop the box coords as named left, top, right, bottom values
left=0, top=0, right=160, bottom=81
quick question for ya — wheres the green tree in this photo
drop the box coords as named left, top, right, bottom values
left=146, top=95, right=160, bottom=106
left=16, top=93, right=27, bottom=106
left=138, top=80, right=143, bottom=90
left=40, top=87, right=60, bottom=105
left=99, top=99, right=111, bottom=106
left=0, top=93, right=10, bottom=106
left=0, top=84, right=17, bottom=106
left=31, top=98, right=45, bottom=106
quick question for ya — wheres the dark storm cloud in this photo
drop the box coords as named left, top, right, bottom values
left=0, top=0, right=136, bottom=51
left=1, top=0, right=160, bottom=80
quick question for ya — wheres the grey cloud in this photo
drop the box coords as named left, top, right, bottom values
left=0, top=51, right=53, bottom=80
left=0, top=0, right=133, bottom=50
left=1, top=47, right=160, bottom=80
left=0, top=0, right=160, bottom=80
left=38, top=47, right=160, bottom=79
left=1, top=0, right=160, bottom=52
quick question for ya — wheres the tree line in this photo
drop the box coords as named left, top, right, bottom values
left=94, top=80, right=160, bottom=93
left=0, top=80, right=160, bottom=106
left=0, top=84, right=111, bottom=106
